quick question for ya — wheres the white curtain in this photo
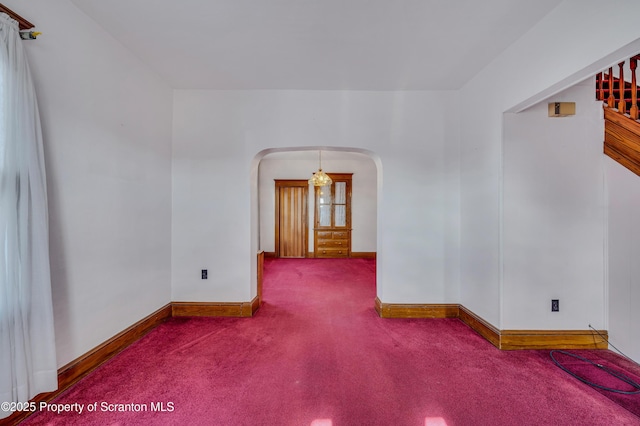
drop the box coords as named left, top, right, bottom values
left=0, top=13, right=57, bottom=419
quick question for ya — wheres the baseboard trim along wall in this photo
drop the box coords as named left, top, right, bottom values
left=57, top=303, right=174, bottom=388
left=458, top=305, right=501, bottom=348
left=172, top=297, right=260, bottom=318
left=6, top=303, right=174, bottom=425
left=266, top=251, right=376, bottom=259
left=8, top=298, right=262, bottom=424
left=12, top=295, right=606, bottom=424
left=375, top=297, right=458, bottom=318
left=376, top=298, right=608, bottom=351
left=499, top=329, right=608, bottom=350
left=351, top=252, right=377, bottom=259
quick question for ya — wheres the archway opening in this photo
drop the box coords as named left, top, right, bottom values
left=250, top=146, right=382, bottom=306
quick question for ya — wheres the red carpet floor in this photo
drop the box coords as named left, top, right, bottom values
left=20, top=258, right=640, bottom=425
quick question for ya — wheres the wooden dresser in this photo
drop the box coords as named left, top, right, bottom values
left=315, top=229, right=351, bottom=258
left=313, top=173, right=352, bottom=258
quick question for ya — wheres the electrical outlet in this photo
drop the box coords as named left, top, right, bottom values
left=201, top=269, right=208, bottom=279
left=551, top=299, right=559, bottom=312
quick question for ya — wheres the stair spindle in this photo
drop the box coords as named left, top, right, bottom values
left=631, top=57, right=639, bottom=120
left=597, top=72, right=604, bottom=101
left=607, top=67, right=616, bottom=107
left=618, top=62, right=626, bottom=114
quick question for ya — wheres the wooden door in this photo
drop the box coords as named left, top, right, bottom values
left=275, top=180, right=308, bottom=258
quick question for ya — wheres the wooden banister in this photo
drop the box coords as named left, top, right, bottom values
left=607, top=67, right=616, bottom=107
left=618, top=62, right=627, bottom=114
left=631, top=57, right=638, bottom=120
left=600, top=53, right=640, bottom=176
left=597, top=72, right=604, bottom=101
left=0, top=3, right=34, bottom=30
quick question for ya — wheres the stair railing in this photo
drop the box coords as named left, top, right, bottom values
left=599, top=54, right=640, bottom=176
left=631, top=57, right=638, bottom=120
left=596, top=55, right=640, bottom=120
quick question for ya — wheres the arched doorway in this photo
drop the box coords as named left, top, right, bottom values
left=250, top=147, right=382, bottom=305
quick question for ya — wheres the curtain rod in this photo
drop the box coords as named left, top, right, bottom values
left=0, top=3, right=34, bottom=30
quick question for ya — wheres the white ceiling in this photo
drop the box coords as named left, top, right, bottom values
left=70, top=0, right=563, bottom=90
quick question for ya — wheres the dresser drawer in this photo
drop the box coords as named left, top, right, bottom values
left=316, top=248, right=349, bottom=258
left=317, top=239, right=347, bottom=248
left=332, top=231, right=349, bottom=239
left=314, top=227, right=351, bottom=258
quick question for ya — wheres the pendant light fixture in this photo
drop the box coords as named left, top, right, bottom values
left=308, top=150, right=332, bottom=186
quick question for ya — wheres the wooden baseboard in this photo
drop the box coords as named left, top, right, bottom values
left=500, top=329, right=608, bottom=350
left=57, top=303, right=173, bottom=387
left=4, top=303, right=172, bottom=425
left=243, top=296, right=261, bottom=317
left=375, top=297, right=459, bottom=318
left=458, top=306, right=607, bottom=350
left=257, top=251, right=264, bottom=306
left=8, top=295, right=607, bottom=425
left=458, top=305, right=501, bottom=348
left=351, top=252, right=376, bottom=259
left=268, top=252, right=375, bottom=259
left=172, top=298, right=260, bottom=318
left=376, top=300, right=607, bottom=351
left=8, top=297, right=262, bottom=424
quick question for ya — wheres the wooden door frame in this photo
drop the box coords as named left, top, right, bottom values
left=275, top=180, right=309, bottom=258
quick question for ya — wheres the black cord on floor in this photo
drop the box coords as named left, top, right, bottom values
left=550, top=350, right=640, bottom=395
left=588, top=324, right=640, bottom=368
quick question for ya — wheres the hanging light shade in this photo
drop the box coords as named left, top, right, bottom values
left=308, top=150, right=332, bottom=186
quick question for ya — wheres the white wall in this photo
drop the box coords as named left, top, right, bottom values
left=460, top=0, right=640, bottom=328
left=5, top=0, right=174, bottom=366
left=172, top=90, right=461, bottom=304
left=503, top=81, right=605, bottom=330
left=607, top=157, right=640, bottom=361
left=258, top=151, right=377, bottom=254
left=11, top=0, right=640, bottom=371
left=443, top=101, right=461, bottom=304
